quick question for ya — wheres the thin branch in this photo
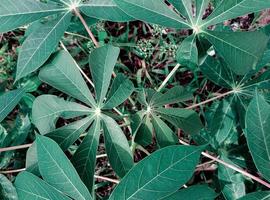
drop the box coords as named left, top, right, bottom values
left=73, top=8, right=99, bottom=48
left=94, top=175, right=119, bottom=184
left=186, top=90, right=235, bottom=109
left=0, top=168, right=119, bottom=184
left=179, top=139, right=270, bottom=189
left=0, top=143, right=32, bottom=153
left=157, top=63, right=181, bottom=92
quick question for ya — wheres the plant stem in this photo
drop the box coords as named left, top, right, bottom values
left=0, top=168, right=119, bottom=184
left=94, top=175, right=119, bottom=184
left=157, top=63, right=181, bottom=92
left=179, top=139, right=270, bottom=189
left=186, top=90, right=235, bottom=109
left=73, top=8, right=99, bottom=48
left=0, top=143, right=32, bottom=153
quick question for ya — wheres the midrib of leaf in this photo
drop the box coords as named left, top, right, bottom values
left=80, top=120, right=100, bottom=181
left=16, top=188, right=50, bottom=200
left=255, top=95, right=270, bottom=161
left=58, top=115, right=95, bottom=147
left=126, top=149, right=201, bottom=199
left=100, top=49, right=109, bottom=104
left=182, top=1, right=193, bottom=25
left=16, top=11, right=70, bottom=80
left=0, top=8, right=68, bottom=17
left=121, top=0, right=191, bottom=28
left=0, top=89, right=24, bottom=116
left=39, top=139, right=87, bottom=200
left=203, top=31, right=258, bottom=58
left=41, top=65, right=96, bottom=107
left=242, top=79, right=270, bottom=90
left=262, top=195, right=270, bottom=200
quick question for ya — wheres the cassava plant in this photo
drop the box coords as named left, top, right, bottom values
left=1, top=0, right=270, bottom=199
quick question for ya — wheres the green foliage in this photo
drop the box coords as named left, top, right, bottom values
left=1, top=0, right=270, bottom=199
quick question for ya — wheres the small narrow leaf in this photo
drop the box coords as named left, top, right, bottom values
left=72, top=119, right=101, bottom=192
left=0, top=174, right=18, bottom=200
left=16, top=12, right=71, bottom=80
left=36, top=135, right=93, bottom=200
left=176, top=34, right=198, bottom=69
left=103, top=74, right=134, bottom=109
left=80, top=0, right=134, bottom=22
left=245, top=90, right=270, bottom=182
left=203, top=30, right=269, bottom=75
left=152, top=114, right=178, bottom=148
left=89, top=45, right=120, bottom=105
left=162, top=185, right=217, bottom=200
left=0, top=88, right=25, bottom=123
left=114, top=0, right=191, bottom=29
left=15, top=171, right=70, bottom=200
left=0, top=0, right=65, bottom=33
left=109, top=145, right=203, bottom=200
left=32, top=95, right=92, bottom=134
left=102, top=115, right=134, bottom=177
left=46, top=115, right=95, bottom=150
left=39, top=50, right=96, bottom=107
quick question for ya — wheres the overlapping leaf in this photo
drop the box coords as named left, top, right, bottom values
left=109, top=145, right=203, bottom=200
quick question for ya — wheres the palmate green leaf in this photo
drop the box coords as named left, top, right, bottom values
left=16, top=12, right=72, bottom=81
left=245, top=91, right=270, bottom=182
left=156, top=108, right=203, bottom=135
left=0, top=88, right=25, bottom=123
left=202, top=0, right=270, bottom=27
left=39, top=50, right=96, bottom=107
left=36, top=135, right=92, bottom=200
left=102, top=114, right=134, bottom=177
left=46, top=115, right=95, bottom=150
left=238, top=191, right=270, bottom=200
left=109, top=145, right=203, bottom=200
left=176, top=34, right=198, bottom=69
left=161, top=185, right=217, bottom=200
left=15, top=171, right=70, bottom=200
left=103, top=73, right=134, bottom=109
left=114, top=0, right=191, bottom=29
left=32, top=95, right=92, bottom=134
left=89, top=45, right=120, bottom=105
left=152, top=114, right=178, bottom=148
left=80, top=0, right=134, bottom=22
left=72, top=119, right=101, bottom=193
left=218, top=155, right=246, bottom=199
left=0, top=0, right=66, bottom=33
left=0, top=174, right=18, bottom=200
left=203, top=30, right=269, bottom=75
